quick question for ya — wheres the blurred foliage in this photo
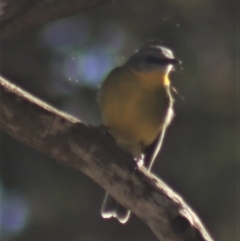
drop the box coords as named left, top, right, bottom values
left=0, top=0, right=239, bottom=241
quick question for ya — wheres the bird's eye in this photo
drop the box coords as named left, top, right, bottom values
left=145, top=56, right=171, bottom=65
left=145, top=56, right=179, bottom=65
left=145, top=56, right=162, bottom=64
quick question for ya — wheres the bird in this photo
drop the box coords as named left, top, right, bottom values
left=98, top=45, right=179, bottom=224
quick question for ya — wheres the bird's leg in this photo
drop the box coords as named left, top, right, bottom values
left=134, top=142, right=145, bottom=169
left=134, top=154, right=144, bottom=169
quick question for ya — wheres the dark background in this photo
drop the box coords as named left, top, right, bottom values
left=0, top=0, right=239, bottom=241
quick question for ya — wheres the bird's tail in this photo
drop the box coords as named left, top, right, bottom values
left=101, top=192, right=130, bottom=224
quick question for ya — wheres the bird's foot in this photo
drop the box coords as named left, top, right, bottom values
left=134, top=154, right=144, bottom=169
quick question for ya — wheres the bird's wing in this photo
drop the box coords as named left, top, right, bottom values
left=143, top=126, right=167, bottom=172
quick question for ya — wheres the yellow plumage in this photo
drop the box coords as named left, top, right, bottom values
left=99, top=45, right=178, bottom=224
left=99, top=66, right=170, bottom=156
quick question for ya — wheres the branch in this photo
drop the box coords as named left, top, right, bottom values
left=0, top=0, right=112, bottom=40
left=0, top=76, right=215, bottom=241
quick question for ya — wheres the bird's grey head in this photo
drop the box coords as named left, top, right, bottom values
left=125, top=45, right=179, bottom=72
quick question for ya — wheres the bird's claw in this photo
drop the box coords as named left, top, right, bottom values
left=134, top=154, right=144, bottom=169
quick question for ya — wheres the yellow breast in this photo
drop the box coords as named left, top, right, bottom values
left=99, top=67, right=169, bottom=153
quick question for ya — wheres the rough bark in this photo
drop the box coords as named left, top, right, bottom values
left=0, top=0, right=112, bottom=40
left=0, top=76, right=215, bottom=241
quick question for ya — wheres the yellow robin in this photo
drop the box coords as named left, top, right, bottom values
left=99, top=45, right=179, bottom=223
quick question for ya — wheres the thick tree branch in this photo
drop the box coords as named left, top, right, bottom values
left=0, top=0, right=112, bottom=40
left=0, top=76, right=215, bottom=241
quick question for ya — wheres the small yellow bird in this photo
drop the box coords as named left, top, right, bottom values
left=99, top=45, right=179, bottom=223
